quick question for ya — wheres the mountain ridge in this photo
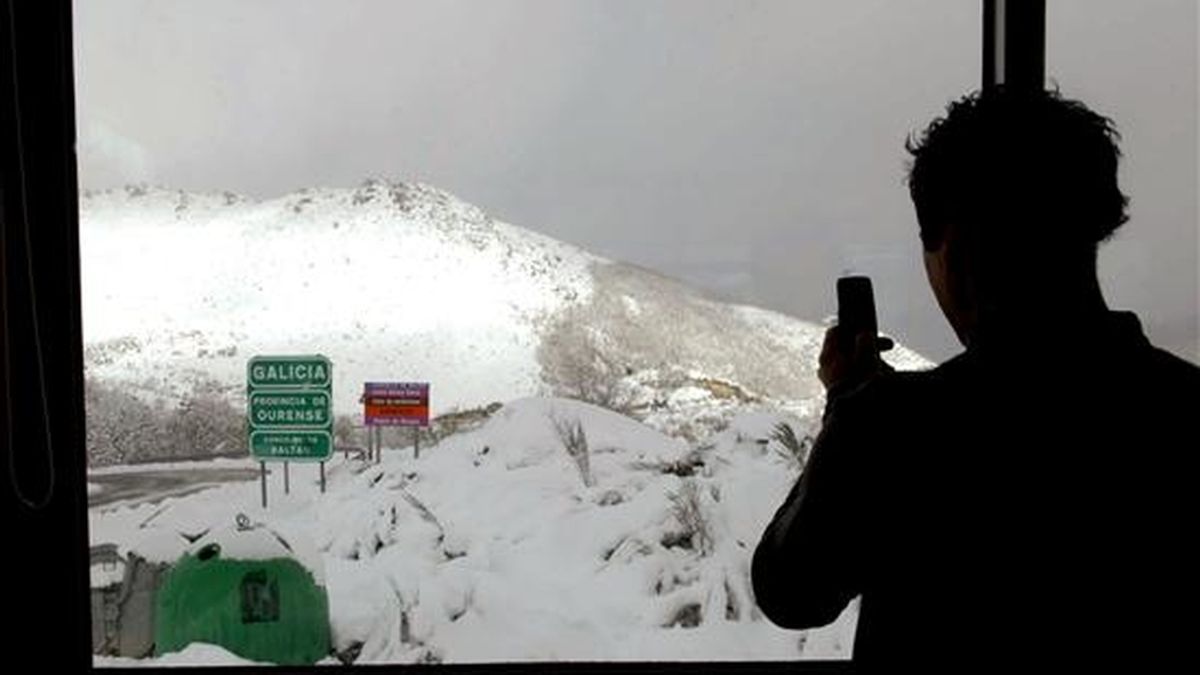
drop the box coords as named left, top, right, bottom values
left=80, top=179, right=931, bottom=432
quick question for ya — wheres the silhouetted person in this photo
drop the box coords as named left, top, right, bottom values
left=752, top=88, right=1198, bottom=669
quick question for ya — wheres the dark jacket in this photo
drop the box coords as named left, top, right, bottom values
left=752, top=311, right=1198, bottom=668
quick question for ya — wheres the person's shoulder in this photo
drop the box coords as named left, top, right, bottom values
left=1140, top=344, right=1200, bottom=385
left=881, top=353, right=973, bottom=394
left=826, top=360, right=951, bottom=421
left=1107, top=311, right=1199, bottom=386
left=1129, top=344, right=1200, bottom=414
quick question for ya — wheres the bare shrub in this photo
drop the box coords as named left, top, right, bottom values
left=551, top=415, right=594, bottom=487
left=770, top=422, right=813, bottom=465
left=768, top=420, right=806, bottom=461
left=668, top=479, right=713, bottom=556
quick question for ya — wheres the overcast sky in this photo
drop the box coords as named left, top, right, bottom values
left=74, top=0, right=1198, bottom=362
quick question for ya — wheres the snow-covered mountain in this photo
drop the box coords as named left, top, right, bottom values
left=80, top=179, right=930, bottom=433
left=83, top=184, right=937, bottom=664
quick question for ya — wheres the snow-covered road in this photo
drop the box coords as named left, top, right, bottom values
left=88, top=466, right=261, bottom=508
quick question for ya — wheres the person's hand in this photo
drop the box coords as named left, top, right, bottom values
left=818, top=326, right=895, bottom=394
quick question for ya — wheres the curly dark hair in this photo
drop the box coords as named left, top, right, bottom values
left=905, top=87, right=1129, bottom=255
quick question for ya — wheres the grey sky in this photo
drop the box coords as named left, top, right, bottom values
left=74, top=0, right=1198, bottom=363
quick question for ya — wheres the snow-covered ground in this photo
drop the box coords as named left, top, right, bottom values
left=91, top=398, right=858, bottom=665
left=94, top=643, right=277, bottom=667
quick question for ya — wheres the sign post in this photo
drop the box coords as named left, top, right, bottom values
left=363, top=382, right=430, bottom=460
left=247, top=355, right=334, bottom=506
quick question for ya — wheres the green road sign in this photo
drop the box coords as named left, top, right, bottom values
left=249, top=391, right=331, bottom=427
left=248, top=355, right=332, bottom=462
left=248, top=356, right=332, bottom=389
left=250, top=430, right=332, bottom=461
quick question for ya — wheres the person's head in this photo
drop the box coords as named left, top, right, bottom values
left=905, top=87, right=1129, bottom=345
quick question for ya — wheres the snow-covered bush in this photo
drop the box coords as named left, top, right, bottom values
left=85, top=377, right=164, bottom=466
left=163, top=386, right=246, bottom=460
left=334, top=414, right=362, bottom=446
left=421, top=402, right=503, bottom=446
left=84, top=377, right=246, bottom=466
left=537, top=304, right=634, bottom=414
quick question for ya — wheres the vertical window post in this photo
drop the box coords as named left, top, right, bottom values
left=983, top=0, right=1046, bottom=91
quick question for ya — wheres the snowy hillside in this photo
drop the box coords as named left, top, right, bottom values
left=81, top=180, right=592, bottom=415
left=92, top=398, right=859, bottom=665
left=80, top=179, right=930, bottom=431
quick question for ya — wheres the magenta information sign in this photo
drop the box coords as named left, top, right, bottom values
left=363, top=382, right=429, bottom=427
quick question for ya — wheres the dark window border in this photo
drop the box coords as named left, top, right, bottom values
left=0, top=0, right=1042, bottom=671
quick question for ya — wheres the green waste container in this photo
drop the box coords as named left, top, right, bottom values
left=154, top=526, right=331, bottom=665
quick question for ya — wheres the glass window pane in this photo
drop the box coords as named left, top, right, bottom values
left=75, top=0, right=1197, bottom=667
